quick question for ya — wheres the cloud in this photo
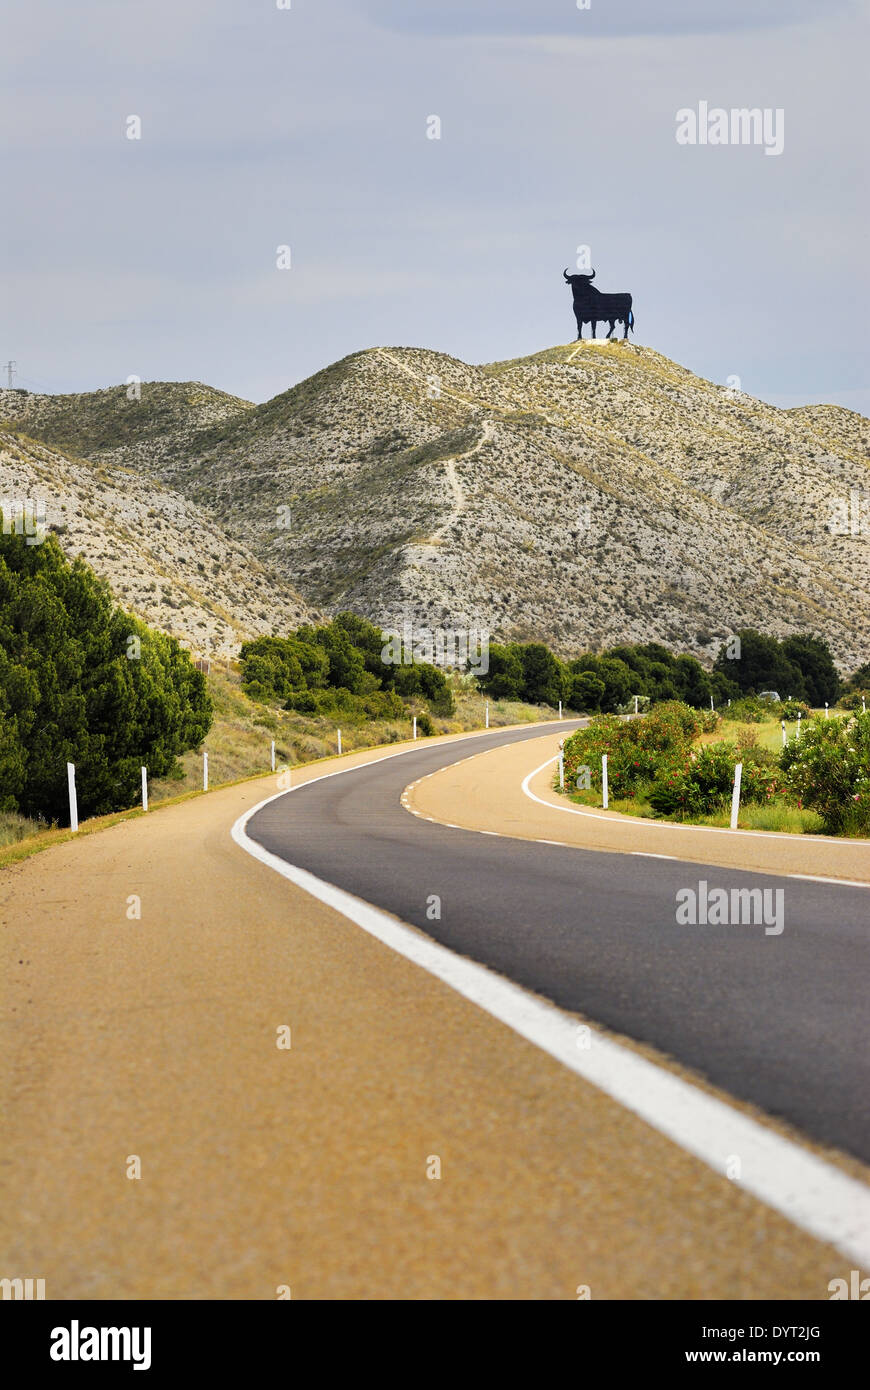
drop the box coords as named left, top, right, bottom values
left=361, top=0, right=859, bottom=39
left=1, top=0, right=866, bottom=416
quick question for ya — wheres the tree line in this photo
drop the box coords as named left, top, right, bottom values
left=478, top=630, right=847, bottom=712
left=242, top=621, right=851, bottom=717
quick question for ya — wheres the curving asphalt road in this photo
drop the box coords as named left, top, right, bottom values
left=247, top=722, right=870, bottom=1164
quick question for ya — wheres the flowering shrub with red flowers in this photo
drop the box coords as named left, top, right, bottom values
left=562, top=701, right=787, bottom=820
left=648, top=742, right=781, bottom=818
left=562, top=702, right=709, bottom=800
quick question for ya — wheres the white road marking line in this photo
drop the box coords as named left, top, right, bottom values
left=232, top=759, right=870, bottom=1267
left=790, top=873, right=870, bottom=888
left=632, top=851, right=678, bottom=860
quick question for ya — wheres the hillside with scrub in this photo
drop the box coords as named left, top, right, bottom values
left=2, top=342, right=868, bottom=669
left=0, top=424, right=312, bottom=656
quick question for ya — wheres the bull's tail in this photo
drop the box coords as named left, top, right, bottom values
left=629, top=309, right=635, bottom=333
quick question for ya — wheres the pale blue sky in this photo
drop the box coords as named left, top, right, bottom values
left=2, top=0, right=867, bottom=412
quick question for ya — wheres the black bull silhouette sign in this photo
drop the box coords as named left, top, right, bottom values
left=563, top=269, right=635, bottom=340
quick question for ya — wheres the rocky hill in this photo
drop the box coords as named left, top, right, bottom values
left=3, top=343, right=868, bottom=670
left=0, top=380, right=253, bottom=468
left=0, top=424, right=311, bottom=657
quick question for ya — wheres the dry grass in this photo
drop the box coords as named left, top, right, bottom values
left=0, top=810, right=48, bottom=848
left=148, top=666, right=551, bottom=802
left=694, top=803, right=824, bottom=833
left=699, top=721, right=795, bottom=754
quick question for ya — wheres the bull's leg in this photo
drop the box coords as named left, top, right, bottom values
left=606, top=320, right=615, bottom=339
left=576, top=319, right=583, bottom=340
left=591, top=320, right=597, bottom=339
left=623, top=315, right=629, bottom=339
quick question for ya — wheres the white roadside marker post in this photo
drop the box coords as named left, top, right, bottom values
left=602, top=753, right=609, bottom=810
left=141, top=766, right=148, bottom=813
left=485, top=701, right=489, bottom=729
left=203, top=751, right=209, bottom=791
left=270, top=740, right=276, bottom=772
left=796, top=712, right=802, bottom=741
left=67, top=762, right=78, bottom=833
left=558, top=700, right=562, bottom=720
left=710, top=695, right=714, bottom=711
left=730, top=761, right=743, bottom=831
left=413, top=716, right=417, bottom=741
left=824, top=703, right=829, bottom=719
left=781, top=720, right=787, bottom=747
left=863, top=696, right=866, bottom=713
left=337, top=728, right=342, bottom=756
left=558, top=742, right=564, bottom=790
left=634, top=695, right=638, bottom=716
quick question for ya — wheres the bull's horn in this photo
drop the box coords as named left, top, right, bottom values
left=563, top=268, right=571, bottom=280
left=588, top=269, right=596, bottom=280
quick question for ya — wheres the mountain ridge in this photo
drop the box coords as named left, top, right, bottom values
left=2, top=342, right=868, bottom=668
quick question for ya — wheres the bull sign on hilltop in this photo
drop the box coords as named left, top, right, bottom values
left=563, top=267, right=635, bottom=341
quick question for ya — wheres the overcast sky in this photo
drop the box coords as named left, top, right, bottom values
left=2, top=0, right=867, bottom=412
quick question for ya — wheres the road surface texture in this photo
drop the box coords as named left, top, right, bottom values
left=248, top=726, right=870, bottom=1164
left=1, top=725, right=864, bottom=1298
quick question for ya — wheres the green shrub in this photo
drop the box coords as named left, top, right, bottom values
left=388, top=660, right=455, bottom=715
left=780, top=711, right=870, bottom=834
left=779, top=699, right=811, bottom=721
left=739, top=748, right=785, bottom=803
left=562, top=700, right=782, bottom=821
left=714, top=629, right=804, bottom=700
left=780, top=634, right=841, bottom=706
left=648, top=742, right=782, bottom=820
left=479, top=641, right=570, bottom=707
left=480, top=633, right=840, bottom=716
left=597, top=642, right=715, bottom=708
left=721, top=696, right=770, bottom=723
left=562, top=702, right=705, bottom=800
left=648, top=742, right=736, bottom=817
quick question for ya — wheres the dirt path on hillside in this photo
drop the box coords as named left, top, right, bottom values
left=408, top=733, right=870, bottom=883
left=425, top=418, right=495, bottom=545
left=0, top=733, right=855, bottom=1299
